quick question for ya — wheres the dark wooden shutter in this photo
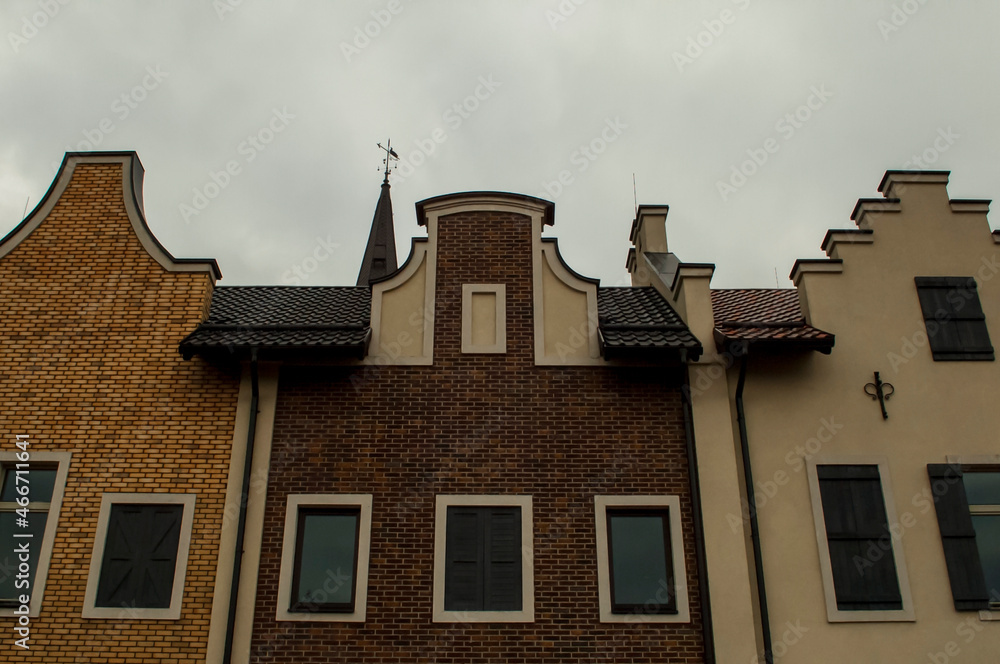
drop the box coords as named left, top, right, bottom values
left=444, top=506, right=522, bottom=611
left=927, top=464, right=990, bottom=611
left=444, top=508, right=484, bottom=611
left=485, top=508, right=521, bottom=611
left=914, top=277, right=994, bottom=360
left=96, top=504, right=183, bottom=609
left=817, top=465, right=902, bottom=610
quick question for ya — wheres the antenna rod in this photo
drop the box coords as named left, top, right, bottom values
left=22, top=196, right=29, bottom=219
left=632, top=173, right=638, bottom=215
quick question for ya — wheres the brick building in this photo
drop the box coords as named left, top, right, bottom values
left=182, top=186, right=714, bottom=662
left=0, top=152, right=238, bottom=662
left=2, top=152, right=715, bottom=663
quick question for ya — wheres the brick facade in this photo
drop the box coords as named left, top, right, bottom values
left=250, top=211, right=706, bottom=662
left=0, top=161, right=239, bottom=662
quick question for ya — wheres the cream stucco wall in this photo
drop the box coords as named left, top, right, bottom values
left=721, top=174, right=1000, bottom=663
left=667, top=267, right=763, bottom=663
left=539, top=254, right=594, bottom=362
left=374, top=255, right=430, bottom=361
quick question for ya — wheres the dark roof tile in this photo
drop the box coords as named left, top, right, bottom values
left=598, top=287, right=701, bottom=356
left=181, top=286, right=371, bottom=355
left=204, top=286, right=370, bottom=327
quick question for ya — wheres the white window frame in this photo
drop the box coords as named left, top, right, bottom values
left=806, top=456, right=915, bottom=622
left=461, top=284, right=507, bottom=354
left=433, top=494, right=534, bottom=622
left=0, top=451, right=72, bottom=618
left=276, top=494, right=373, bottom=622
left=594, top=495, right=690, bottom=623
left=82, top=493, right=196, bottom=620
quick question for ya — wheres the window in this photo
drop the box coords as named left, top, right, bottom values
left=928, top=464, right=1000, bottom=610
left=594, top=495, right=690, bottom=623
left=0, top=452, right=71, bottom=618
left=445, top=506, right=521, bottom=611
left=433, top=495, right=533, bottom=622
left=914, top=277, right=994, bottom=361
left=276, top=494, right=372, bottom=622
left=806, top=459, right=914, bottom=622
left=82, top=493, right=196, bottom=619
left=966, top=472, right=1000, bottom=608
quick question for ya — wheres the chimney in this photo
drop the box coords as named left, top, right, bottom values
left=626, top=205, right=670, bottom=287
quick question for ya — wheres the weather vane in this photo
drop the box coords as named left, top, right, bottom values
left=377, top=139, right=399, bottom=184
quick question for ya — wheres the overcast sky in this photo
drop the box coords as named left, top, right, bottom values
left=2, top=1, right=998, bottom=289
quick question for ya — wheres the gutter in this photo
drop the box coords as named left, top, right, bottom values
left=223, top=350, right=260, bottom=664
left=735, top=352, right=773, bottom=664
left=681, top=375, right=715, bottom=664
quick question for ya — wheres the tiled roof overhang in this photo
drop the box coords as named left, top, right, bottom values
left=598, top=287, right=702, bottom=361
left=180, top=286, right=372, bottom=361
left=711, top=289, right=834, bottom=354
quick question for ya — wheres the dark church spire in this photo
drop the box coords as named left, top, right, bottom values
left=356, top=141, right=399, bottom=286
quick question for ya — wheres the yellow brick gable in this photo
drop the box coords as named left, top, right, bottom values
left=0, top=154, right=239, bottom=662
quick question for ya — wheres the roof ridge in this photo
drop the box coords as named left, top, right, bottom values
left=198, top=323, right=369, bottom=331
left=711, top=288, right=797, bottom=293
left=214, top=285, right=370, bottom=290
left=716, top=320, right=807, bottom=329
left=600, top=323, right=690, bottom=331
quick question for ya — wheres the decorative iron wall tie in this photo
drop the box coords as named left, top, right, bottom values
left=864, top=371, right=894, bottom=419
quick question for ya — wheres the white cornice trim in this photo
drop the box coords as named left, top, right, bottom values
left=878, top=170, right=949, bottom=194
left=950, top=200, right=991, bottom=214
left=822, top=231, right=874, bottom=257
left=790, top=260, right=843, bottom=286
left=852, top=199, right=902, bottom=229
left=419, top=193, right=551, bottom=223
left=669, top=264, right=715, bottom=299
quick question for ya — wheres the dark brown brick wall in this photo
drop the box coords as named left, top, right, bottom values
left=0, top=162, right=239, bottom=662
left=252, top=211, right=704, bottom=663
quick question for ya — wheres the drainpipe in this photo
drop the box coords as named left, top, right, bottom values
left=681, top=373, right=716, bottom=664
left=223, top=349, right=260, bottom=664
left=735, top=352, right=773, bottom=664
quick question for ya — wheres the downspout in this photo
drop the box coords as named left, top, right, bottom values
left=223, top=349, right=260, bottom=664
left=681, top=372, right=715, bottom=664
left=735, top=352, right=773, bottom=664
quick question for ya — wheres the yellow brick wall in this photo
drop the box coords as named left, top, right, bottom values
left=0, top=161, right=239, bottom=662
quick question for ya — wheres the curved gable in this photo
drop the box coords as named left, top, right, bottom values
left=0, top=151, right=220, bottom=280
